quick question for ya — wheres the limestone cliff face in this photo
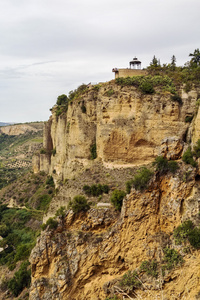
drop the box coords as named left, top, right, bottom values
left=34, top=82, right=199, bottom=181
left=30, top=81, right=200, bottom=299
left=29, top=165, right=200, bottom=300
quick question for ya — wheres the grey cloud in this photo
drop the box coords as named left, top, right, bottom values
left=0, top=0, right=200, bottom=122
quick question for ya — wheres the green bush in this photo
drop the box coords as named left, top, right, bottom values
left=119, top=270, right=141, bottom=290
left=171, top=94, right=183, bottom=104
left=68, top=84, right=88, bottom=102
left=168, top=160, right=179, bottom=173
left=8, top=261, right=31, bottom=297
left=93, top=84, right=101, bottom=91
left=153, top=156, right=168, bottom=173
left=56, top=94, right=68, bottom=105
left=140, top=260, right=158, bottom=278
left=125, top=180, right=133, bottom=194
left=68, top=195, right=90, bottom=213
left=185, top=115, right=193, bottom=123
left=105, top=89, right=114, bottom=97
left=139, top=81, right=154, bottom=94
left=40, top=148, right=47, bottom=154
left=174, top=220, right=200, bottom=249
left=173, top=220, right=194, bottom=245
left=41, top=217, right=58, bottom=231
left=83, top=184, right=109, bottom=196
left=46, top=175, right=55, bottom=187
left=182, top=147, right=197, bottom=167
left=90, top=143, right=97, bottom=159
left=153, top=156, right=179, bottom=174
left=132, top=167, right=153, bottom=191
left=188, top=227, right=200, bottom=249
left=163, top=248, right=183, bottom=270
left=55, top=206, right=66, bottom=218
left=110, top=189, right=126, bottom=211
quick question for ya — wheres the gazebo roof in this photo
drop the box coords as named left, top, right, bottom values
left=130, top=57, right=141, bottom=65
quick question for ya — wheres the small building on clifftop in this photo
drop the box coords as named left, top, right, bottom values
left=112, top=57, right=147, bottom=78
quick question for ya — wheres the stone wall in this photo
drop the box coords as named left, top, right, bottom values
left=113, top=68, right=147, bottom=78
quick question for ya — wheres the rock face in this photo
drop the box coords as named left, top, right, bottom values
left=29, top=165, right=200, bottom=300
left=30, top=81, right=200, bottom=299
left=33, top=82, right=199, bottom=181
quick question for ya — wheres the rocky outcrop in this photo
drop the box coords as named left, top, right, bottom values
left=33, top=82, right=199, bottom=182
left=29, top=164, right=200, bottom=300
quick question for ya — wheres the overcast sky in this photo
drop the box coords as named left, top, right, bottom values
left=0, top=0, right=199, bottom=123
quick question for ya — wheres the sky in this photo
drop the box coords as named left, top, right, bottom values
left=0, top=0, right=200, bottom=123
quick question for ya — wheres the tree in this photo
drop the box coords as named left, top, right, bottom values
left=150, top=55, right=159, bottom=68
left=170, top=55, right=176, bottom=70
left=56, top=94, right=68, bottom=105
left=189, top=48, right=200, bottom=67
left=110, top=189, right=126, bottom=211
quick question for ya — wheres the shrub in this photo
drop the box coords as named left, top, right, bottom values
left=90, top=143, right=97, bottom=159
left=173, top=220, right=194, bottom=245
left=68, top=195, right=90, bottom=213
left=168, top=160, right=179, bottom=173
left=68, top=84, right=88, bottom=102
left=139, top=81, right=154, bottom=94
left=182, top=147, right=197, bottom=167
left=56, top=94, right=68, bottom=105
left=174, top=220, right=200, bottom=249
left=153, top=156, right=168, bottom=173
left=125, top=180, right=133, bottom=194
left=132, top=167, right=153, bottom=191
left=153, top=156, right=179, bottom=174
left=41, top=217, right=58, bottom=231
left=55, top=206, right=66, bottom=218
left=93, top=84, right=101, bottom=91
left=46, top=175, right=55, bottom=187
left=171, top=94, right=183, bottom=104
left=40, top=148, right=47, bottom=154
left=119, top=270, right=141, bottom=290
left=140, top=260, right=158, bottom=278
left=110, top=189, right=126, bottom=211
left=8, top=261, right=31, bottom=297
left=185, top=115, right=193, bottom=123
left=163, top=248, right=183, bottom=270
left=105, top=89, right=114, bottom=97
left=83, top=184, right=109, bottom=196
left=187, top=227, right=200, bottom=249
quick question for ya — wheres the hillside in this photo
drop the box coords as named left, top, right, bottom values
left=0, top=122, right=43, bottom=189
left=29, top=66, right=200, bottom=299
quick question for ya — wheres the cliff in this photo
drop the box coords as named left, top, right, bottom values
left=33, top=82, right=198, bottom=178
left=30, top=79, right=200, bottom=299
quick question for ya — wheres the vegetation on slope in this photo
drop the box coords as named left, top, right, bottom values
left=0, top=127, right=43, bottom=190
